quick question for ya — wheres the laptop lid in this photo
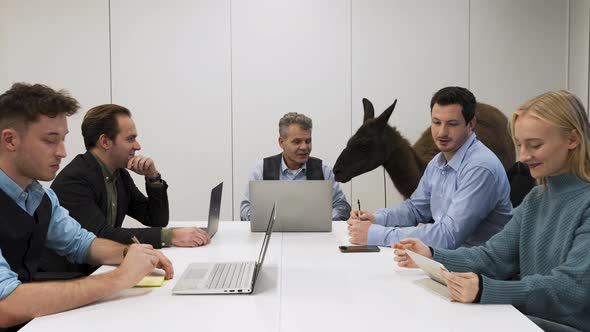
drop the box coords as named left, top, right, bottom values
left=205, top=182, right=223, bottom=238
left=250, top=180, right=332, bottom=232
left=252, top=202, right=276, bottom=290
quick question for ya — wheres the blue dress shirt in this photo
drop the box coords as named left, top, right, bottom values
left=368, top=133, right=513, bottom=248
left=0, top=170, right=96, bottom=299
left=240, top=155, right=351, bottom=221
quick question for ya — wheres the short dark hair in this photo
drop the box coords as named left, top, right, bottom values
left=82, top=104, right=131, bottom=150
left=0, top=82, right=79, bottom=131
left=430, top=86, right=477, bottom=124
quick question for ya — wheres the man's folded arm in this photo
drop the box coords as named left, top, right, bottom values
left=125, top=175, right=169, bottom=227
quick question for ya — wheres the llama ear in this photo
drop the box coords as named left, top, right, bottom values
left=362, top=98, right=375, bottom=122
left=376, top=99, right=397, bottom=125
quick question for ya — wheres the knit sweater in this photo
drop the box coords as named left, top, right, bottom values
left=433, top=172, right=590, bottom=331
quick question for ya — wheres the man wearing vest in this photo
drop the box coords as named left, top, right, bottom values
left=240, top=112, right=351, bottom=221
left=0, top=83, right=173, bottom=330
left=39, top=104, right=210, bottom=275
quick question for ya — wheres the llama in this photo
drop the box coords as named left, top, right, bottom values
left=333, top=98, right=533, bottom=204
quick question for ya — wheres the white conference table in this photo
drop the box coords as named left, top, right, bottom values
left=22, top=221, right=541, bottom=332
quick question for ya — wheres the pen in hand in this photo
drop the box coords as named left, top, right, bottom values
left=131, top=235, right=159, bottom=270
left=357, top=199, right=362, bottom=218
left=123, top=236, right=141, bottom=259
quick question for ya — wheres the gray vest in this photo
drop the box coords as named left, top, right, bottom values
left=262, top=154, right=324, bottom=180
left=0, top=189, right=52, bottom=332
left=0, top=189, right=51, bottom=283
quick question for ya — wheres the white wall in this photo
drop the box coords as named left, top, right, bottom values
left=0, top=0, right=110, bottom=168
left=109, top=0, right=233, bottom=221
left=470, top=0, right=568, bottom=116
left=231, top=0, right=352, bottom=219
left=0, top=0, right=574, bottom=221
left=568, top=0, right=590, bottom=112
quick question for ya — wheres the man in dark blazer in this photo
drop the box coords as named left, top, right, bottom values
left=39, top=104, right=209, bottom=275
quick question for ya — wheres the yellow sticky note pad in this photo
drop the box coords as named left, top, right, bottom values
left=134, top=276, right=165, bottom=287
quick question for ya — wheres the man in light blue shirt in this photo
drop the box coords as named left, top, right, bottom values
left=0, top=83, right=173, bottom=329
left=241, top=112, right=351, bottom=221
left=347, top=87, right=512, bottom=248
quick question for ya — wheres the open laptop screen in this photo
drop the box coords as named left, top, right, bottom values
left=206, top=182, right=223, bottom=237
left=254, top=202, right=276, bottom=282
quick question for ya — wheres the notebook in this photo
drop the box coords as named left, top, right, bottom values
left=135, top=276, right=166, bottom=287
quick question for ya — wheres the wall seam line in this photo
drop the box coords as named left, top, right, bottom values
left=108, top=0, right=113, bottom=103
left=230, top=0, right=235, bottom=221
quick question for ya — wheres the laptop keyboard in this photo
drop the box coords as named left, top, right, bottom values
left=207, top=262, right=252, bottom=289
left=175, top=261, right=256, bottom=292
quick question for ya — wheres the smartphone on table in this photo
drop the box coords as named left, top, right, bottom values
left=338, top=245, right=380, bottom=253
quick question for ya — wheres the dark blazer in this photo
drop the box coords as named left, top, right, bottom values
left=49, top=151, right=169, bottom=247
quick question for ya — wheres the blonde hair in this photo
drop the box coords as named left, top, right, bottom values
left=511, top=90, right=590, bottom=183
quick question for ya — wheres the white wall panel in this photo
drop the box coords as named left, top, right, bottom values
left=0, top=0, right=110, bottom=178
left=232, top=0, right=352, bottom=219
left=110, top=0, right=232, bottom=221
left=352, top=0, right=469, bottom=211
left=568, top=0, right=590, bottom=110
left=470, top=0, right=568, bottom=116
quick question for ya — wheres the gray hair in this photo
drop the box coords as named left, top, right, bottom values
left=278, top=112, right=313, bottom=137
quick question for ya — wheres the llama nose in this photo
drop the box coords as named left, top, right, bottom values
left=333, top=167, right=351, bottom=183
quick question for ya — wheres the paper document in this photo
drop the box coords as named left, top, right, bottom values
left=405, top=249, right=448, bottom=286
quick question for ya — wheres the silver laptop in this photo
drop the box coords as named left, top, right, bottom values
left=172, top=203, right=276, bottom=295
left=199, top=182, right=223, bottom=238
left=250, top=180, right=332, bottom=232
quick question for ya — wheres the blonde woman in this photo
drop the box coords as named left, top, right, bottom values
left=393, top=90, right=590, bottom=332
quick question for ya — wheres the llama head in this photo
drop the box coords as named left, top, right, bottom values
left=333, top=98, right=397, bottom=183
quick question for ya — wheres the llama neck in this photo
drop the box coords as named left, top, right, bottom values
left=382, top=131, right=427, bottom=199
